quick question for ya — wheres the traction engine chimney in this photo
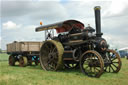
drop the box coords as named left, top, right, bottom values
left=94, top=6, right=103, bottom=37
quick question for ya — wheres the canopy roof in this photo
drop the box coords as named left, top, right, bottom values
left=35, top=20, right=84, bottom=33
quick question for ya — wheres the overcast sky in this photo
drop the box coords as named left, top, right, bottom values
left=0, top=0, right=128, bottom=50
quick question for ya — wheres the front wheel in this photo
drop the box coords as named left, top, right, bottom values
left=104, top=49, right=122, bottom=73
left=80, top=50, right=104, bottom=78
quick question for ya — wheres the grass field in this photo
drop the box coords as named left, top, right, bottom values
left=0, top=54, right=128, bottom=85
left=0, top=54, right=9, bottom=61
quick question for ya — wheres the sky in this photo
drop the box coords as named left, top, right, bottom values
left=0, top=0, right=128, bottom=50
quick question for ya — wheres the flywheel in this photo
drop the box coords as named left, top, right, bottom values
left=40, top=40, right=64, bottom=71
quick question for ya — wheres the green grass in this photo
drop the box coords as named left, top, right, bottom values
left=0, top=54, right=128, bottom=85
left=0, top=54, right=9, bottom=61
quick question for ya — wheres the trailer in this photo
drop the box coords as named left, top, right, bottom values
left=7, top=41, right=42, bottom=67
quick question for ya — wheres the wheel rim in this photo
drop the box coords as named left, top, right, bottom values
left=40, top=40, right=64, bottom=71
left=80, top=50, right=104, bottom=78
left=104, top=49, right=122, bottom=73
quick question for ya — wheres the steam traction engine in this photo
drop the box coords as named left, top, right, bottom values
left=36, top=6, right=121, bottom=77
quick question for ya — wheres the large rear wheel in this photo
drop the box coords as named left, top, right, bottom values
left=80, top=50, right=104, bottom=78
left=40, top=40, right=64, bottom=71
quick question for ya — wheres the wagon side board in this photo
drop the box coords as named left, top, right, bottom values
left=7, top=42, right=42, bottom=55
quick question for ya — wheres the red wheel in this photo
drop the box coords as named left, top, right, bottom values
left=9, top=55, right=15, bottom=66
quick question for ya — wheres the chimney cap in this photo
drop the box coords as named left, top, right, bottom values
left=94, top=6, right=101, bottom=10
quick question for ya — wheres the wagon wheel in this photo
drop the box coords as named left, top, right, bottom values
left=80, top=50, right=104, bottom=78
left=64, top=62, right=79, bottom=69
left=28, top=57, right=32, bottom=66
left=9, top=55, right=15, bottom=66
left=104, top=49, right=122, bottom=73
left=19, top=56, right=28, bottom=67
left=35, top=57, right=39, bottom=65
left=40, top=40, right=64, bottom=71
left=35, top=60, right=39, bottom=65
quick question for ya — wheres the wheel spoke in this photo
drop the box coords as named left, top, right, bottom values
left=105, top=66, right=107, bottom=71
left=112, top=63, right=118, bottom=68
left=47, top=58, right=54, bottom=64
left=52, top=47, right=56, bottom=53
left=94, top=67, right=96, bottom=74
left=109, top=66, right=111, bottom=72
left=95, top=67, right=101, bottom=72
left=112, top=62, right=119, bottom=63
left=110, top=64, right=115, bottom=72
left=111, top=57, right=117, bottom=61
left=84, top=66, right=89, bottom=70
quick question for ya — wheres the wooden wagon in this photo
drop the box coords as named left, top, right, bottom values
left=7, top=41, right=42, bottom=67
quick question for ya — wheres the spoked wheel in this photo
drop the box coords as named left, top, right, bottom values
left=80, top=50, right=104, bottom=78
left=40, top=40, right=64, bottom=71
left=19, top=56, right=28, bottom=67
left=64, top=62, right=79, bottom=69
left=9, top=55, right=15, bottom=66
left=104, top=49, right=122, bottom=73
